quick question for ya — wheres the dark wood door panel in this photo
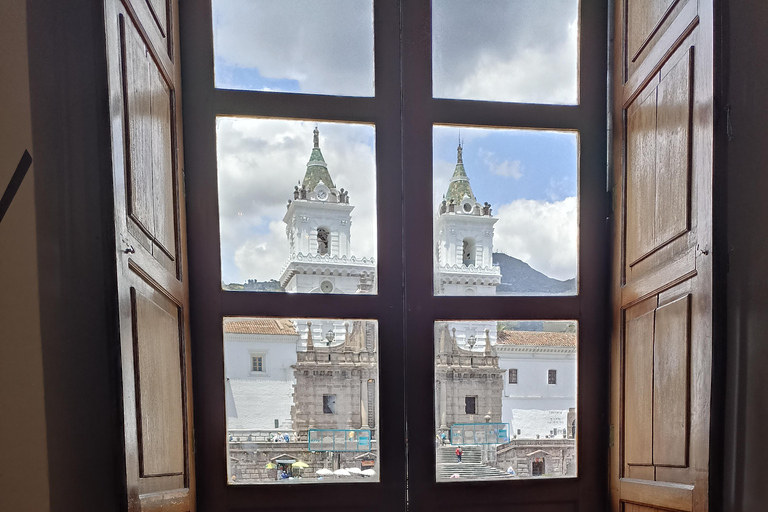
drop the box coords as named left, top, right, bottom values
left=613, top=0, right=711, bottom=508
left=620, top=478, right=693, bottom=511
left=621, top=281, right=694, bottom=474
left=122, top=0, right=173, bottom=61
left=106, top=0, right=194, bottom=508
left=131, top=283, right=185, bottom=478
left=624, top=305, right=655, bottom=467
left=626, top=0, right=695, bottom=80
left=627, top=0, right=678, bottom=61
left=625, top=46, right=692, bottom=272
left=120, top=9, right=180, bottom=278
left=652, top=294, right=690, bottom=468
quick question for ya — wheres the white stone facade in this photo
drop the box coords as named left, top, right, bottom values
left=434, top=324, right=504, bottom=432
left=291, top=320, right=378, bottom=437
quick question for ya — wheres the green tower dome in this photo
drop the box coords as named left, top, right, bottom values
left=444, top=142, right=476, bottom=204
left=302, top=127, right=336, bottom=191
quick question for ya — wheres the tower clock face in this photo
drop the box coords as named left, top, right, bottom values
left=320, top=280, right=334, bottom=293
left=315, top=183, right=330, bottom=201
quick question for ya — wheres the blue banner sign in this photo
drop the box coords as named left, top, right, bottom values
left=308, top=429, right=372, bottom=452
left=450, top=423, right=510, bottom=445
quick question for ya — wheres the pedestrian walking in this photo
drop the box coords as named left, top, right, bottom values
left=456, top=446, right=463, bottom=463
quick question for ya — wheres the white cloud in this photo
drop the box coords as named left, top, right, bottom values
left=433, top=2, right=578, bottom=104
left=493, top=197, right=577, bottom=281
left=217, top=119, right=377, bottom=283
left=233, top=221, right=289, bottom=283
left=480, top=149, right=523, bottom=179
left=213, top=0, right=374, bottom=96
left=432, top=159, right=455, bottom=207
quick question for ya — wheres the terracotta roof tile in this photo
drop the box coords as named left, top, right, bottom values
left=224, top=318, right=298, bottom=335
left=496, top=330, right=576, bottom=347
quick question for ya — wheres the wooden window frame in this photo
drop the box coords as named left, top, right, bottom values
left=509, top=368, right=518, bottom=385
left=549, top=369, right=558, bottom=385
left=180, top=1, right=608, bottom=511
left=250, top=354, right=265, bottom=374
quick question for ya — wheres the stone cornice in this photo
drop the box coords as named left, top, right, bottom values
left=280, top=253, right=376, bottom=287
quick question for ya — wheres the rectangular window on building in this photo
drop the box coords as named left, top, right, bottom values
left=251, top=355, right=264, bottom=373
left=323, top=394, right=337, bottom=414
left=509, top=368, right=518, bottom=384
left=548, top=369, right=557, bottom=385
left=465, top=396, right=477, bottom=415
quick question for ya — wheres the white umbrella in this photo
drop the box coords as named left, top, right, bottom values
left=316, top=468, right=333, bottom=476
left=361, top=469, right=376, bottom=476
left=333, top=469, right=351, bottom=477
left=346, top=467, right=362, bottom=474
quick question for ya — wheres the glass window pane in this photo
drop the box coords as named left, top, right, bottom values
left=432, top=0, right=579, bottom=104
left=217, top=118, right=377, bottom=294
left=434, top=320, right=577, bottom=481
left=433, top=125, right=578, bottom=296
left=212, top=0, right=375, bottom=97
left=225, top=317, right=380, bottom=484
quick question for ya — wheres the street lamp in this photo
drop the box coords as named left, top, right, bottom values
left=325, top=330, right=335, bottom=346
left=467, top=335, right=476, bottom=350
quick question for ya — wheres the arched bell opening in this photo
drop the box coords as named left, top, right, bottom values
left=317, top=227, right=330, bottom=255
left=462, top=238, right=476, bottom=266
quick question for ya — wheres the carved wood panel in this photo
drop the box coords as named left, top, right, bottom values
left=627, top=0, right=677, bottom=59
left=625, top=48, right=692, bottom=282
left=624, top=305, right=655, bottom=467
left=120, top=14, right=179, bottom=277
left=625, top=0, right=694, bottom=79
left=624, top=503, right=662, bottom=512
left=652, top=295, right=690, bottom=467
left=623, top=289, right=692, bottom=481
left=131, top=284, right=185, bottom=477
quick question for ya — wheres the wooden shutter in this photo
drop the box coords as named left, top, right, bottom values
left=105, top=0, right=195, bottom=510
left=610, top=0, right=713, bottom=511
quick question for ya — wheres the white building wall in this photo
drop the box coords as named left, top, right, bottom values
left=498, top=349, right=577, bottom=439
left=223, top=332, right=299, bottom=430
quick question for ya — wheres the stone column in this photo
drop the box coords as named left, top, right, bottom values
left=439, top=377, right=448, bottom=430
left=361, top=375, right=369, bottom=429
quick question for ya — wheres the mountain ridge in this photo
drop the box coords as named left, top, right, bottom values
left=492, top=252, right=576, bottom=295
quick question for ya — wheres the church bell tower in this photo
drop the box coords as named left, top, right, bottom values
left=434, top=142, right=501, bottom=295
left=280, top=127, right=376, bottom=294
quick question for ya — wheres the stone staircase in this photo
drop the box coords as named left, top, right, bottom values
left=436, top=445, right=514, bottom=481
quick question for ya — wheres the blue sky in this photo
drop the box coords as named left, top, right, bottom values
left=215, top=56, right=300, bottom=93
left=433, top=126, right=578, bottom=208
